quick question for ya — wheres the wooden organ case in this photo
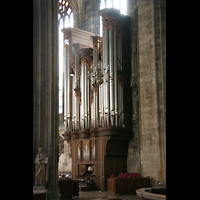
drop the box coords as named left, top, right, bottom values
left=61, top=8, right=132, bottom=191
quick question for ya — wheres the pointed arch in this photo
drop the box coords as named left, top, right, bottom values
left=58, top=0, right=78, bottom=21
left=70, top=0, right=79, bottom=14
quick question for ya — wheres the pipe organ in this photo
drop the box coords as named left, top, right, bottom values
left=61, top=8, right=132, bottom=191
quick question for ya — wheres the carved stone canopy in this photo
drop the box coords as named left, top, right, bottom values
left=90, top=36, right=103, bottom=61
left=79, top=48, right=93, bottom=74
left=90, top=90, right=94, bottom=107
left=61, top=27, right=95, bottom=49
left=98, top=8, right=121, bottom=21
left=98, top=8, right=122, bottom=40
left=61, top=28, right=95, bottom=77
left=74, top=88, right=81, bottom=105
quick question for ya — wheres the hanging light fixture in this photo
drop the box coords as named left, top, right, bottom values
left=96, top=60, right=103, bottom=85
left=70, top=68, right=74, bottom=76
left=91, top=36, right=103, bottom=85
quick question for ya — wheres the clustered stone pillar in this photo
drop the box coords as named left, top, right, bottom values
left=33, top=0, right=60, bottom=195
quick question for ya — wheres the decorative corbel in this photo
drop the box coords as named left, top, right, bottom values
left=91, top=140, right=95, bottom=152
left=92, top=83, right=99, bottom=96
left=81, top=55, right=91, bottom=74
left=104, top=136, right=110, bottom=155
left=64, top=35, right=75, bottom=75
left=74, top=88, right=81, bottom=105
left=90, top=90, right=94, bottom=107
left=102, top=17, right=122, bottom=41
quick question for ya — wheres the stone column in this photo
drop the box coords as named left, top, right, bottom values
left=138, top=0, right=166, bottom=186
left=33, top=0, right=60, bottom=195
left=117, top=36, right=123, bottom=127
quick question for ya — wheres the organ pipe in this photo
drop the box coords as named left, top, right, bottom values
left=81, top=63, right=85, bottom=129
left=66, top=50, right=71, bottom=131
left=109, top=29, right=114, bottom=125
left=114, top=31, right=118, bottom=126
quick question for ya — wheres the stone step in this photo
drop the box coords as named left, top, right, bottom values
left=80, top=186, right=99, bottom=191
left=33, top=185, right=45, bottom=190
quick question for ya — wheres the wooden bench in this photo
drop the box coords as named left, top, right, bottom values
left=107, top=177, right=150, bottom=194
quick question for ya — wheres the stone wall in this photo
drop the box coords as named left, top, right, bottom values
left=83, top=0, right=100, bottom=35
left=126, top=0, right=166, bottom=187
left=127, top=0, right=141, bottom=176
left=73, top=0, right=100, bottom=35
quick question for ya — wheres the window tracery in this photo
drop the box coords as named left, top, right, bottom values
left=58, top=0, right=74, bottom=115
left=58, top=0, right=73, bottom=21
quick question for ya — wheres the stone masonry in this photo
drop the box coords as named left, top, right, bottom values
left=127, top=0, right=166, bottom=187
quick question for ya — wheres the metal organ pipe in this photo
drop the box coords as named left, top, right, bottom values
left=75, top=54, right=79, bottom=130
left=66, top=50, right=71, bottom=130
left=91, top=77, right=94, bottom=128
left=109, top=29, right=114, bottom=125
left=87, top=69, right=90, bottom=129
left=72, top=74, right=75, bottom=131
left=85, top=64, right=88, bottom=129
left=105, top=30, right=109, bottom=126
left=93, top=47, right=96, bottom=128
left=81, top=63, right=85, bottom=129
left=64, top=47, right=67, bottom=130
left=102, top=32, right=105, bottom=127
left=114, top=31, right=118, bottom=126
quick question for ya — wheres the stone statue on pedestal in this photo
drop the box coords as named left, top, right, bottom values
left=35, top=147, right=48, bottom=186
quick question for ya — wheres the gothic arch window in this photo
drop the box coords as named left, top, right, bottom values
left=99, top=0, right=127, bottom=36
left=58, top=0, right=74, bottom=115
left=58, top=0, right=74, bottom=27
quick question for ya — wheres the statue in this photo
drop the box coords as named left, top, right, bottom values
left=35, top=147, right=48, bottom=186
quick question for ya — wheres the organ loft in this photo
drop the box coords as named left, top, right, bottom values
left=33, top=0, right=166, bottom=199
left=60, top=8, right=133, bottom=190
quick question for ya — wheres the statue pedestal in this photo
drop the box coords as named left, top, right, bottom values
left=33, top=185, right=46, bottom=190
left=33, top=188, right=47, bottom=200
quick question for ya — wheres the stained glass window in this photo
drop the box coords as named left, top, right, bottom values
left=58, top=0, right=73, bottom=21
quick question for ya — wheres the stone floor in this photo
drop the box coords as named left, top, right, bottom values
left=75, top=191, right=140, bottom=200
